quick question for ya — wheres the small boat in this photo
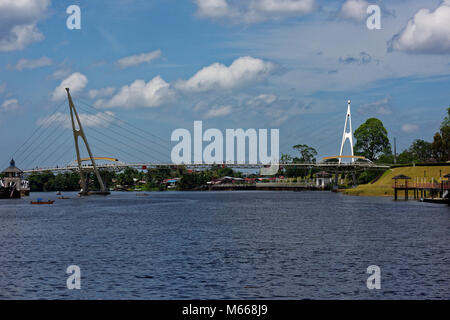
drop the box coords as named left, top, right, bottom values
left=56, top=191, right=62, bottom=195
left=31, top=198, right=55, bottom=205
left=58, top=196, right=71, bottom=200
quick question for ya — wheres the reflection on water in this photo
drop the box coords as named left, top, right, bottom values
left=0, top=191, right=449, bottom=299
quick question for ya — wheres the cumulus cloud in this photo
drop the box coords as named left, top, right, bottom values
left=0, top=0, right=49, bottom=52
left=13, top=56, right=52, bottom=71
left=37, top=111, right=116, bottom=129
left=195, top=0, right=315, bottom=23
left=389, top=1, right=450, bottom=54
left=52, top=72, right=88, bottom=101
left=401, top=123, right=419, bottom=133
left=195, top=0, right=232, bottom=18
left=94, top=76, right=175, bottom=109
left=176, top=56, right=276, bottom=93
left=116, top=49, right=162, bottom=69
left=338, top=0, right=369, bottom=22
left=204, top=105, right=233, bottom=119
left=91, top=57, right=276, bottom=110
left=88, top=87, right=116, bottom=99
left=0, top=98, right=20, bottom=112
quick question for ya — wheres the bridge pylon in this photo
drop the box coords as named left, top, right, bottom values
left=65, top=88, right=110, bottom=195
left=338, top=100, right=355, bottom=164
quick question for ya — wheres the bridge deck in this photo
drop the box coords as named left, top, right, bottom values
left=23, top=162, right=390, bottom=174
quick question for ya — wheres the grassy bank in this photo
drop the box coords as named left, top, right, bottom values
left=343, top=164, right=450, bottom=197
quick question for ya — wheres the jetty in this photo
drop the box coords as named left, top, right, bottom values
left=392, top=173, right=450, bottom=204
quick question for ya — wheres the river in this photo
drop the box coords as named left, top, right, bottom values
left=0, top=191, right=449, bottom=299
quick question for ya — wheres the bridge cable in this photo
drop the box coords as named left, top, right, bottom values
left=74, top=104, right=170, bottom=161
left=3, top=101, right=66, bottom=168
left=75, top=98, right=171, bottom=149
left=86, top=127, right=164, bottom=163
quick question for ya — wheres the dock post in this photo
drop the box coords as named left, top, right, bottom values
left=394, top=188, right=397, bottom=201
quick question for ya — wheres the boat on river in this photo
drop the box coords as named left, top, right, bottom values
left=31, top=199, right=55, bottom=205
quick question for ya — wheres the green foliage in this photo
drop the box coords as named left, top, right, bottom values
left=376, top=153, right=394, bottom=164
left=292, top=144, right=317, bottom=163
left=431, top=108, right=449, bottom=162
left=28, top=171, right=80, bottom=192
left=354, top=118, right=391, bottom=161
left=117, top=167, right=139, bottom=186
left=357, top=171, right=380, bottom=184
left=178, top=172, right=209, bottom=190
left=280, top=144, right=318, bottom=178
left=408, top=139, right=432, bottom=162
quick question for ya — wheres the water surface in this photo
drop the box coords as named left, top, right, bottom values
left=0, top=191, right=449, bottom=299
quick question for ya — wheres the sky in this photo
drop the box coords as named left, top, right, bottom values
left=0, top=0, right=449, bottom=168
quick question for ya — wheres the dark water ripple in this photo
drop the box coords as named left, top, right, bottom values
left=0, top=191, right=449, bottom=299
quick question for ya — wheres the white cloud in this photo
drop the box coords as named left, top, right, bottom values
left=95, top=76, right=175, bottom=109
left=52, top=68, right=71, bottom=80
left=389, top=1, right=450, bottom=54
left=88, top=87, right=116, bottom=99
left=251, top=0, right=315, bottom=15
left=52, top=72, right=88, bottom=101
left=338, top=0, right=369, bottom=22
left=0, top=0, right=49, bottom=52
left=14, top=56, right=52, bottom=71
left=205, top=105, right=233, bottom=118
left=246, top=94, right=278, bottom=107
left=37, top=111, right=116, bottom=129
left=195, top=0, right=315, bottom=23
left=176, top=56, right=276, bottom=93
left=0, top=98, right=20, bottom=112
left=116, top=49, right=162, bottom=69
left=195, top=0, right=232, bottom=18
left=401, top=123, right=419, bottom=133
left=358, top=96, right=393, bottom=115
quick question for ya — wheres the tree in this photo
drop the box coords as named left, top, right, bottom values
left=292, top=144, right=317, bottom=163
left=354, top=118, right=391, bottom=161
left=280, top=153, right=293, bottom=164
left=397, top=150, right=415, bottom=164
left=431, top=107, right=450, bottom=162
left=409, top=139, right=432, bottom=163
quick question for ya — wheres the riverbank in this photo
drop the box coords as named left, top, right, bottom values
left=343, top=164, right=450, bottom=197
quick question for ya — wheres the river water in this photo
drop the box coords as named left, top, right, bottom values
left=0, top=191, right=449, bottom=299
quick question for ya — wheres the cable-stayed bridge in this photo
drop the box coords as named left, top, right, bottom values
left=5, top=89, right=389, bottom=195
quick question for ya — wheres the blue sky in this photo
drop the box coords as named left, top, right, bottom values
left=0, top=0, right=449, bottom=168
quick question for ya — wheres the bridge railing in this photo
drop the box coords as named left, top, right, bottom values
left=392, top=182, right=450, bottom=190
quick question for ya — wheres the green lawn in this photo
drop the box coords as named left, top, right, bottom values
left=343, top=165, right=450, bottom=197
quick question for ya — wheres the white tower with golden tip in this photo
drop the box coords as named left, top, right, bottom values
left=339, top=100, right=354, bottom=164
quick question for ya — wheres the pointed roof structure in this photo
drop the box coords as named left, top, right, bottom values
left=2, top=158, right=23, bottom=174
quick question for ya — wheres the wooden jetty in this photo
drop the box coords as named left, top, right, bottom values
left=392, top=174, right=450, bottom=204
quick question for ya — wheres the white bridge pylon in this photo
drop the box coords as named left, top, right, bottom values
left=338, top=100, right=355, bottom=164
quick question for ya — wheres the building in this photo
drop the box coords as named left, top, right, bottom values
left=316, top=171, right=333, bottom=189
left=1, top=158, right=25, bottom=198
